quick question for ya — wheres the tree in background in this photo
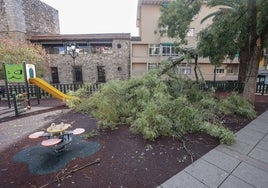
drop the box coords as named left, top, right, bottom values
left=158, top=0, right=268, bottom=103
left=0, top=37, right=49, bottom=79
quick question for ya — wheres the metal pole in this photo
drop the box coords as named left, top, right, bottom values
left=3, top=63, right=11, bottom=108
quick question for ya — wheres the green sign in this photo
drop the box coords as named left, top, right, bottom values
left=5, top=64, right=25, bottom=83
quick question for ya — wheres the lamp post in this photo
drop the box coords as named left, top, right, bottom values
left=67, top=43, right=79, bottom=85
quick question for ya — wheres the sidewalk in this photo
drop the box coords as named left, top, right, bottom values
left=159, top=110, right=268, bottom=188
left=0, top=100, right=71, bottom=152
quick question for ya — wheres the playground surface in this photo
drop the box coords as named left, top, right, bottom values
left=0, top=95, right=268, bottom=187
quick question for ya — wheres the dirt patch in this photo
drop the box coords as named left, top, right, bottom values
left=0, top=95, right=268, bottom=188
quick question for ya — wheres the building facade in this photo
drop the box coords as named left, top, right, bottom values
left=0, top=0, right=130, bottom=84
left=0, top=0, right=59, bottom=40
left=30, top=33, right=131, bottom=84
left=1, top=0, right=266, bottom=84
left=131, top=0, right=240, bottom=81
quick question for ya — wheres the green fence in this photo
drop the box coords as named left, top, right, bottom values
left=205, top=81, right=244, bottom=92
left=0, top=83, right=101, bottom=100
left=0, top=81, right=267, bottom=101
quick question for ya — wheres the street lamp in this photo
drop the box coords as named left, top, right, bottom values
left=67, top=43, right=79, bottom=84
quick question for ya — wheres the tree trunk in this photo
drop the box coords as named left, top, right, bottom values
left=242, top=44, right=261, bottom=103
left=243, top=0, right=258, bottom=104
left=194, top=55, right=199, bottom=82
left=238, top=42, right=249, bottom=92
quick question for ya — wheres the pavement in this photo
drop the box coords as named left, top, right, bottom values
left=0, top=100, right=71, bottom=152
left=159, top=110, right=268, bottom=188
left=1, top=101, right=268, bottom=187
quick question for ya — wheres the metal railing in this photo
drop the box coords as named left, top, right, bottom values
left=0, top=81, right=267, bottom=101
left=0, top=83, right=101, bottom=100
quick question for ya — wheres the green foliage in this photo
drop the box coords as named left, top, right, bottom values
left=158, top=0, right=201, bottom=45
left=68, top=68, right=256, bottom=145
left=0, top=37, right=49, bottom=78
left=218, top=93, right=257, bottom=118
left=83, top=130, right=99, bottom=139
left=197, top=0, right=247, bottom=65
left=199, top=122, right=234, bottom=145
left=158, top=0, right=268, bottom=103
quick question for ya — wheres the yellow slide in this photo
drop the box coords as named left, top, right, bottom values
left=29, top=77, right=74, bottom=101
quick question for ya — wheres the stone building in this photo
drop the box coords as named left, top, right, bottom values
left=30, top=33, right=131, bottom=84
left=0, top=0, right=130, bottom=84
left=2, top=0, right=265, bottom=84
left=0, top=0, right=59, bottom=40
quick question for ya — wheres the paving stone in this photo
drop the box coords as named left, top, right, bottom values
left=249, top=147, right=268, bottom=164
left=219, top=175, right=255, bottom=188
left=202, top=149, right=241, bottom=172
left=256, top=111, right=268, bottom=121
left=232, top=162, right=268, bottom=188
left=235, top=128, right=265, bottom=146
left=0, top=109, right=70, bottom=152
left=246, top=119, right=268, bottom=133
left=158, top=171, right=208, bottom=188
left=222, top=140, right=254, bottom=155
left=160, top=111, right=268, bottom=188
left=256, top=135, right=268, bottom=152
left=184, top=158, right=228, bottom=187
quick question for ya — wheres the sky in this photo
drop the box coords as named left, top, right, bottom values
left=40, top=0, right=139, bottom=36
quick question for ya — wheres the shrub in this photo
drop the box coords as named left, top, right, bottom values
left=218, top=92, right=256, bottom=118
left=67, top=68, right=255, bottom=145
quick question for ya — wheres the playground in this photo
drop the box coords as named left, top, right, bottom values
left=0, top=94, right=267, bottom=187
left=1, top=63, right=268, bottom=187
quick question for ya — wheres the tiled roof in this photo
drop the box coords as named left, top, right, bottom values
left=139, top=0, right=171, bottom=5
left=29, top=33, right=131, bottom=42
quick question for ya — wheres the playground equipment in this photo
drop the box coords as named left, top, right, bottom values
left=12, top=92, right=31, bottom=116
left=3, top=63, right=32, bottom=112
left=28, top=122, right=85, bottom=152
left=3, top=63, right=77, bottom=114
left=28, top=77, right=74, bottom=101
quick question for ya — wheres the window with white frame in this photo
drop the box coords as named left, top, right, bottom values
left=187, top=28, right=195, bottom=37
left=162, top=45, right=171, bottom=56
left=215, top=67, right=225, bottom=74
left=178, top=65, right=191, bottom=74
left=149, top=44, right=160, bottom=56
left=161, top=44, right=179, bottom=56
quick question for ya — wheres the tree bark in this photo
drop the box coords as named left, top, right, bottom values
left=193, top=55, right=199, bottom=82
left=242, top=44, right=261, bottom=103
left=242, top=0, right=258, bottom=104
left=238, top=42, right=249, bottom=91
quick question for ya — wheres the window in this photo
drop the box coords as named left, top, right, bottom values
left=187, top=28, right=195, bottom=37
left=43, top=44, right=65, bottom=54
left=51, top=67, right=59, bottom=83
left=97, top=66, right=106, bottom=83
left=74, top=66, right=83, bottom=83
left=257, top=75, right=265, bottom=84
left=162, top=45, right=171, bottom=56
left=215, top=67, right=224, bottom=74
left=72, top=42, right=113, bottom=54
left=149, top=44, right=160, bottom=56
left=161, top=43, right=179, bottom=56
left=178, top=65, right=191, bottom=75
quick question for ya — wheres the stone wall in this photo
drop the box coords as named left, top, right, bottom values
left=0, top=0, right=59, bottom=40
left=0, top=0, right=26, bottom=40
left=46, top=40, right=130, bottom=83
left=23, top=0, right=59, bottom=36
